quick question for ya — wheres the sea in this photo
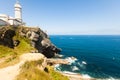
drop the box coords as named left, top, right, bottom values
left=50, top=35, right=120, bottom=80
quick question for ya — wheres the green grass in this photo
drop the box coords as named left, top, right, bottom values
left=16, top=60, right=69, bottom=80
left=14, top=38, right=35, bottom=54
left=0, top=36, right=34, bottom=58
left=16, top=60, right=52, bottom=80
left=0, top=37, right=34, bottom=68
left=0, top=45, right=19, bottom=68
left=0, top=27, right=36, bottom=68
left=0, top=26, right=35, bottom=57
left=0, top=45, right=15, bottom=58
left=0, top=26, right=69, bottom=80
left=47, top=66, right=69, bottom=80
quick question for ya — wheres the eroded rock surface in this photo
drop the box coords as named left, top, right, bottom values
left=0, top=27, right=15, bottom=48
left=0, top=26, right=61, bottom=58
left=18, top=27, right=61, bottom=58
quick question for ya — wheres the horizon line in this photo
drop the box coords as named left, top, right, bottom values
left=48, top=34, right=120, bottom=36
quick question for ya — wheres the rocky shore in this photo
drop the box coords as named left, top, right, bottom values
left=0, top=26, right=95, bottom=80
left=61, top=72, right=95, bottom=80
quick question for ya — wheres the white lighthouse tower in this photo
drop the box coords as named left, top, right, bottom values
left=0, top=0, right=24, bottom=26
left=14, top=0, right=22, bottom=22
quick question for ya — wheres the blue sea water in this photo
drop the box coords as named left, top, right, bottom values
left=50, top=35, right=120, bottom=79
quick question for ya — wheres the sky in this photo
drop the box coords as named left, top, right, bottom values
left=0, top=0, right=120, bottom=35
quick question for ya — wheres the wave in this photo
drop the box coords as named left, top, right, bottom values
left=97, top=77, right=120, bottom=80
left=62, top=71, right=92, bottom=79
left=65, top=57, right=78, bottom=65
left=62, top=71, right=78, bottom=74
left=62, top=71, right=120, bottom=80
left=53, top=55, right=120, bottom=80
left=81, top=74, right=91, bottom=79
left=82, top=61, right=87, bottom=65
left=54, top=54, right=64, bottom=58
left=72, top=66, right=79, bottom=71
left=60, top=70, right=120, bottom=80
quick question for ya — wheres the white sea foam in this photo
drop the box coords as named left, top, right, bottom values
left=62, top=71, right=120, bottom=80
left=54, top=64, right=60, bottom=68
left=78, top=62, right=86, bottom=69
left=72, top=66, right=79, bottom=71
left=65, top=57, right=77, bottom=65
left=62, top=71, right=78, bottom=74
left=63, top=72, right=92, bottom=79
left=54, top=64, right=61, bottom=70
left=53, top=58, right=120, bottom=80
left=82, top=61, right=87, bottom=65
left=55, top=54, right=64, bottom=58
left=81, top=74, right=91, bottom=79
left=97, top=78, right=120, bottom=80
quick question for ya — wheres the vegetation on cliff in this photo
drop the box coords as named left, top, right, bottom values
left=0, top=26, right=69, bottom=80
left=0, top=26, right=35, bottom=68
left=0, top=26, right=60, bottom=58
left=16, top=60, right=68, bottom=80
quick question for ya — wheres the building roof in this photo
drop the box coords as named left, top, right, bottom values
left=0, top=19, right=9, bottom=26
left=0, top=14, right=8, bottom=17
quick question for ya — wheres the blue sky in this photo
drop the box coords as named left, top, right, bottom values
left=0, top=0, right=120, bottom=35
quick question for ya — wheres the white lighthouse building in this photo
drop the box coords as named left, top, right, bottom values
left=0, top=0, right=24, bottom=26
left=14, top=0, right=22, bottom=22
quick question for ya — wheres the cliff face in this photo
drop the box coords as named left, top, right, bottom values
left=0, top=26, right=61, bottom=58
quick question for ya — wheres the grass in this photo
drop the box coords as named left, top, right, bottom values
left=0, top=45, right=19, bottom=68
left=0, top=38, right=35, bottom=68
left=47, top=66, right=69, bottom=80
left=0, top=26, right=69, bottom=80
left=14, top=37, right=35, bottom=54
left=16, top=60, right=69, bottom=80
left=16, top=60, right=52, bottom=80
left=0, top=45, right=15, bottom=58
left=0, top=26, right=35, bottom=57
left=0, top=29, right=36, bottom=68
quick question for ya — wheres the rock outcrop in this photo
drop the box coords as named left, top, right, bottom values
left=0, top=26, right=61, bottom=58
left=47, top=58, right=69, bottom=65
left=0, top=27, right=15, bottom=48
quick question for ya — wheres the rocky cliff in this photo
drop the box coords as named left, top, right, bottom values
left=0, top=26, right=61, bottom=58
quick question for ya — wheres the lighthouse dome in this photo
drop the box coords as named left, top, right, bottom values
left=14, top=2, right=22, bottom=8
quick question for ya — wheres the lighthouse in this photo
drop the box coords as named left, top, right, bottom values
left=0, top=0, right=24, bottom=26
left=14, top=0, right=22, bottom=22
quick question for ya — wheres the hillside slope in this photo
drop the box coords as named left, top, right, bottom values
left=0, top=26, right=69, bottom=80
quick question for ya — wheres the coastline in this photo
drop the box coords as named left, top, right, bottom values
left=52, top=55, right=95, bottom=80
left=50, top=35, right=120, bottom=79
left=60, top=71, right=95, bottom=80
left=52, top=55, right=120, bottom=80
left=53, top=67, right=95, bottom=80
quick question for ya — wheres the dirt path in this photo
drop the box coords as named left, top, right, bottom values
left=0, top=53, right=44, bottom=80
